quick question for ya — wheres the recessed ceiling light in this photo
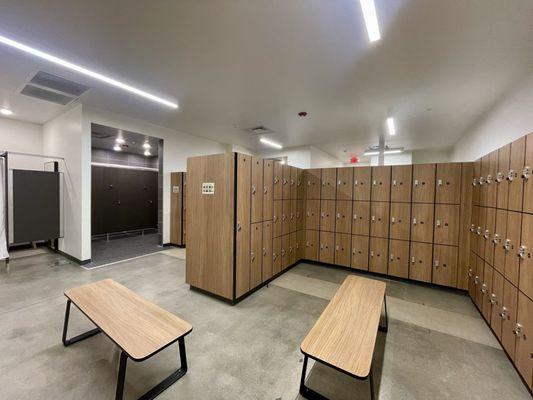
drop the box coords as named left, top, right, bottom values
left=363, top=150, right=380, bottom=156
left=0, top=108, right=13, bottom=116
left=113, top=145, right=121, bottom=151
left=143, top=142, right=151, bottom=149
left=359, top=0, right=381, bottom=42
left=0, top=34, right=178, bottom=109
left=116, top=137, right=125, bottom=144
left=386, top=117, right=396, bottom=136
left=260, top=138, right=283, bottom=149
left=144, top=150, right=151, bottom=156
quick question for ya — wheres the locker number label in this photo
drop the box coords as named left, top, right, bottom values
left=172, top=186, right=180, bottom=194
left=202, top=182, right=215, bottom=195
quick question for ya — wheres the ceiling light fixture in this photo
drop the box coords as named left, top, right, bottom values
left=386, top=117, right=396, bottom=136
left=383, top=149, right=403, bottom=155
left=0, top=34, right=178, bottom=109
left=363, top=150, right=380, bottom=156
left=143, top=142, right=151, bottom=149
left=260, top=138, right=283, bottom=149
left=359, top=0, right=381, bottom=42
left=0, top=108, right=13, bottom=116
left=113, top=145, right=121, bottom=151
left=144, top=150, right=151, bottom=156
left=116, top=137, right=125, bottom=144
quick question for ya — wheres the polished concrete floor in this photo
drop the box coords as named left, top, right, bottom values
left=0, top=249, right=530, bottom=400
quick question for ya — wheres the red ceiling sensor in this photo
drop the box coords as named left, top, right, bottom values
left=298, top=111, right=308, bottom=117
left=350, top=156, right=359, bottom=164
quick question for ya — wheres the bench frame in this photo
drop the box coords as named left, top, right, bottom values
left=299, top=295, right=388, bottom=400
left=62, top=299, right=189, bottom=400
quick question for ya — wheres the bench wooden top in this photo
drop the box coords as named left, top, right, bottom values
left=300, top=275, right=386, bottom=378
left=64, top=279, right=192, bottom=361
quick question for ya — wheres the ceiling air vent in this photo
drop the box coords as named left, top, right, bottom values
left=20, top=71, right=90, bottom=105
left=245, top=126, right=273, bottom=135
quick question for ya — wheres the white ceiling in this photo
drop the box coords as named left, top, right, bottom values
left=0, top=0, right=532, bottom=163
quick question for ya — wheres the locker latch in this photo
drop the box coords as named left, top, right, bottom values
left=290, top=213, right=294, bottom=220
left=354, top=180, right=359, bottom=186
left=507, top=170, right=515, bottom=181
left=474, top=276, right=479, bottom=285
left=478, top=176, right=485, bottom=185
left=321, top=212, right=325, bottom=218
left=392, top=180, right=397, bottom=186
left=335, top=245, right=340, bottom=251
left=481, top=283, right=487, bottom=294
left=274, top=177, right=279, bottom=184
left=371, top=215, right=376, bottom=222
left=322, top=180, right=326, bottom=186
left=489, top=293, right=497, bottom=305
left=391, top=217, right=396, bottom=224
left=263, top=186, right=268, bottom=194
left=273, top=252, right=278, bottom=261
left=412, top=218, right=417, bottom=225
left=370, top=251, right=374, bottom=257
left=352, top=248, right=357, bottom=255
left=468, top=268, right=473, bottom=277
left=437, top=179, right=443, bottom=187
left=499, top=306, right=508, bottom=318
left=372, top=180, right=377, bottom=186
left=513, top=323, right=523, bottom=336
left=353, top=214, right=358, bottom=220
left=336, top=213, right=341, bottom=219
left=522, top=166, right=530, bottom=180
left=411, top=257, right=415, bottom=264
left=263, top=248, right=267, bottom=257
left=390, top=254, right=394, bottom=261
left=306, top=241, right=310, bottom=247
left=492, top=233, right=500, bottom=244
left=486, top=175, right=493, bottom=184
left=436, top=220, right=442, bottom=228
left=283, top=178, right=288, bottom=185
left=338, top=180, right=342, bottom=186
left=483, top=229, right=490, bottom=239
left=518, top=245, right=527, bottom=259
left=237, top=221, right=242, bottom=231
left=250, top=251, right=255, bottom=262
left=251, top=185, right=256, bottom=195
left=470, top=224, right=475, bottom=232
left=495, top=172, right=504, bottom=183
left=414, top=179, right=419, bottom=186
left=290, top=179, right=295, bottom=186
left=433, top=260, right=439, bottom=267
left=503, top=239, right=511, bottom=251
left=476, top=226, right=482, bottom=235
left=273, top=215, right=278, bottom=222
left=472, top=178, right=477, bottom=187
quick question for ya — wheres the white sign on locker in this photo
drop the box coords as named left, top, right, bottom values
left=202, top=182, right=215, bottom=195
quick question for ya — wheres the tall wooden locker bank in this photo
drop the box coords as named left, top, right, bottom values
left=170, top=171, right=186, bottom=247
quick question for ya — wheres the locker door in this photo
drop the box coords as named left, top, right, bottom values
left=470, top=206, right=480, bottom=254
left=263, top=159, right=273, bottom=221
left=481, top=263, right=493, bottom=322
left=501, top=280, right=518, bottom=361
left=369, top=237, right=388, bottom=274
left=434, top=204, right=460, bottom=246
left=296, top=200, right=304, bottom=231
left=336, top=167, right=353, bottom=200
left=388, top=239, right=409, bottom=278
left=296, top=229, right=305, bottom=261
left=486, top=150, right=498, bottom=208
left=305, top=199, right=320, bottom=230
left=411, top=203, right=434, bottom=243
left=390, top=202, right=411, bottom=241
left=335, top=233, right=351, bottom=267
left=251, top=157, right=263, bottom=223
left=391, top=165, right=412, bottom=203
left=432, top=245, right=458, bottom=287
left=290, top=200, right=297, bottom=232
left=282, top=165, right=291, bottom=199
left=480, top=155, right=489, bottom=207
left=282, top=200, right=291, bottom=236
left=496, top=144, right=511, bottom=209
left=483, top=207, right=496, bottom=266
left=320, top=200, right=336, bottom=232
left=472, top=158, right=481, bottom=207
left=305, top=169, right=321, bottom=199
left=410, top=242, right=433, bottom=283
left=508, top=136, right=526, bottom=212
left=436, top=163, right=461, bottom=204
left=290, top=167, right=298, bottom=199
left=523, top=133, right=533, bottom=214
left=353, top=167, right=371, bottom=201
left=297, top=169, right=305, bottom=200
left=412, top=164, right=436, bottom=203
left=493, top=209, right=507, bottom=274
left=519, top=213, right=533, bottom=299
left=262, top=221, right=273, bottom=282
left=236, top=153, right=251, bottom=298
left=273, top=200, right=282, bottom=237
left=371, top=166, right=391, bottom=202
left=352, top=201, right=370, bottom=236
left=281, top=234, right=290, bottom=270
left=515, top=292, right=533, bottom=389
left=319, top=231, right=335, bottom=264
left=474, top=256, right=484, bottom=310
left=289, top=232, right=297, bottom=266
left=250, top=223, right=263, bottom=289
left=273, top=236, right=281, bottom=275
left=335, top=200, right=352, bottom=234
left=321, top=168, right=337, bottom=200
left=504, top=211, right=521, bottom=286
left=305, top=230, right=319, bottom=261
left=490, top=270, right=504, bottom=340
left=273, top=161, right=283, bottom=200
left=468, top=252, right=477, bottom=299
left=476, top=207, right=486, bottom=258
left=351, top=235, right=369, bottom=271
left=370, top=202, right=390, bottom=238
left=457, top=162, right=474, bottom=290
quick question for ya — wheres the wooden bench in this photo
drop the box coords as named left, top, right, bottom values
left=62, top=279, right=193, bottom=400
left=299, top=275, right=387, bottom=400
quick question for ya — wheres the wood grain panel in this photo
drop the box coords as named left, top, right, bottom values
left=334, top=233, right=351, bottom=267
left=523, top=133, right=533, bottom=214
left=320, top=200, right=336, bottom=232
left=319, top=231, right=335, bottom=264
left=457, top=162, right=473, bottom=290
left=235, top=153, right=251, bottom=298
left=273, top=161, right=283, bottom=200
left=388, top=239, right=409, bottom=278
left=501, top=279, right=518, bottom=361
left=262, top=221, right=273, bottom=282
left=515, top=292, right=533, bottom=389
left=352, top=201, right=370, bottom=236
left=335, top=200, right=352, bottom=234
left=370, top=201, right=390, bottom=238
left=519, top=213, right=533, bottom=300
left=336, top=167, right=353, bottom=201
left=250, top=223, right=263, bottom=289
left=369, top=237, right=388, bottom=274
left=251, top=157, right=263, bottom=223
left=321, top=168, right=337, bottom=200
left=436, top=163, right=461, bottom=204
left=412, top=164, right=436, bottom=203
left=391, top=165, right=412, bottom=203
left=496, top=144, right=511, bottom=209
left=390, top=202, right=410, bottom=241
left=306, top=169, right=322, bottom=199
left=504, top=211, right=522, bottom=286
left=353, top=167, right=371, bottom=201
left=282, top=164, right=291, bottom=199
left=290, top=167, right=298, bottom=199
left=281, top=234, right=291, bottom=270
left=411, top=203, right=434, bottom=243
left=305, top=199, right=320, bottom=230
left=263, top=159, right=273, bottom=220
left=410, top=242, right=432, bottom=283
left=351, top=235, right=369, bottom=271
left=297, top=169, right=305, bottom=200
left=432, top=245, right=458, bottom=287
left=508, top=136, right=526, bottom=212
left=305, top=230, right=319, bottom=261
left=434, top=204, right=460, bottom=246
left=370, top=166, right=391, bottom=202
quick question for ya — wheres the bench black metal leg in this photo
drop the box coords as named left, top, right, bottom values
left=299, top=355, right=329, bottom=400
left=116, top=351, right=128, bottom=400
left=379, top=295, right=388, bottom=333
left=62, top=299, right=101, bottom=346
left=369, top=367, right=375, bottom=400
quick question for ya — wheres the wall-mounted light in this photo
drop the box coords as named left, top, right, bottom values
left=360, top=0, right=381, bottom=42
left=0, top=108, right=13, bottom=116
left=260, top=137, right=283, bottom=149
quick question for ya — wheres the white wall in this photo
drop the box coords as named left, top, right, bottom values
left=370, top=152, right=413, bottom=166
left=309, top=146, right=344, bottom=168
left=412, top=148, right=451, bottom=164
left=451, top=74, right=533, bottom=161
left=0, top=117, right=44, bottom=170
left=257, top=146, right=312, bottom=169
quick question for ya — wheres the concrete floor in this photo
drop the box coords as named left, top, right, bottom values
left=0, top=249, right=530, bottom=400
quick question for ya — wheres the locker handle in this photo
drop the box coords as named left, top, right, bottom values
left=282, top=214, right=286, bottom=221
left=274, top=177, right=279, bottom=184
left=283, top=178, right=287, bottom=185
left=296, top=243, right=299, bottom=250
left=414, top=179, right=419, bottom=186
left=483, top=229, right=490, bottom=240
left=507, top=170, right=514, bottom=181
left=321, top=212, right=326, bottom=218
left=306, top=211, right=310, bottom=217
left=273, top=253, right=278, bottom=261
left=481, top=283, right=488, bottom=294
left=391, top=216, right=396, bottom=224
left=472, top=178, right=477, bottom=187
left=468, top=268, right=473, bottom=277
left=499, top=306, right=508, bottom=318
left=273, top=215, right=277, bottom=222
left=392, top=179, right=397, bottom=186
left=117, top=200, right=121, bottom=205
left=370, top=251, right=374, bottom=257
left=250, top=252, right=255, bottom=262
left=436, top=220, right=441, bottom=228
left=412, top=218, right=417, bottom=225
left=263, top=248, right=267, bottom=257
left=433, top=260, right=439, bottom=267
left=289, top=246, right=293, bottom=254
left=322, top=180, right=326, bottom=186
left=492, top=234, right=500, bottom=244
left=411, top=256, right=415, bottom=264
left=495, top=172, right=503, bottom=183
left=478, top=176, right=485, bottom=185
left=437, top=179, right=443, bottom=187
left=489, top=293, right=497, bottom=305
left=474, top=276, right=479, bottom=285
left=336, top=213, right=341, bottom=219
left=338, top=180, right=342, bottom=186
left=476, top=226, right=481, bottom=235
left=336, top=245, right=340, bottom=251
left=306, top=241, right=310, bottom=247
left=264, top=186, right=268, bottom=194
left=353, top=214, right=358, bottom=220
left=291, top=179, right=295, bottom=186
left=469, top=224, right=475, bottom=232
left=290, top=213, right=294, bottom=220
left=237, top=222, right=242, bottom=231
left=522, top=166, right=530, bottom=180
left=518, top=245, right=527, bottom=259
left=390, top=254, right=394, bottom=261
left=503, top=239, right=511, bottom=251
left=352, top=248, right=357, bottom=255
left=307, top=180, right=311, bottom=186
left=297, top=180, right=301, bottom=187
left=513, top=323, right=523, bottom=336
left=486, top=174, right=493, bottom=184
left=251, top=185, right=256, bottom=195
left=320, top=244, right=324, bottom=250
left=372, top=180, right=377, bottom=186
left=371, top=215, right=376, bottom=222
left=296, top=212, right=300, bottom=219
left=354, top=180, right=359, bottom=186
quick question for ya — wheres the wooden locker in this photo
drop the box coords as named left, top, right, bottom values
left=411, top=203, right=434, bottom=243
left=412, top=164, right=436, bottom=203
left=474, top=256, right=484, bottom=310
left=504, top=211, right=522, bottom=286
left=391, top=165, right=412, bottom=203
left=479, top=155, right=489, bottom=207
left=282, top=165, right=291, bottom=200
left=369, top=237, right=388, bottom=274
left=508, top=136, right=526, bottom=212
left=273, top=200, right=282, bottom=237
left=250, top=223, right=263, bottom=289
left=273, top=161, right=283, bottom=200
left=483, top=207, right=496, bottom=266
left=262, top=221, right=273, bottom=282
left=289, top=232, right=297, bottom=266
left=432, top=245, right=458, bottom=287
left=434, top=204, right=460, bottom=246
left=273, top=236, right=281, bottom=275
left=319, top=231, right=335, bottom=264
left=305, top=199, right=320, bottom=230
left=251, top=157, right=263, bottom=223
left=515, top=292, right=533, bottom=389
left=290, top=199, right=297, bottom=232
left=236, top=153, right=251, bottom=297
left=305, top=230, right=319, bottom=261
left=336, top=167, right=353, bottom=201
left=476, top=206, right=486, bottom=258
left=471, top=206, right=480, bottom=255
left=468, top=252, right=477, bottom=299
left=263, top=159, right=273, bottom=221
left=501, top=279, right=518, bottom=361
left=388, top=239, right=409, bottom=278
left=353, top=167, right=371, bottom=201
left=335, top=200, right=352, bottom=234
left=290, top=167, right=298, bottom=199
left=436, top=163, right=461, bottom=204
left=335, top=233, right=351, bottom=267
left=321, top=168, right=337, bottom=200
left=371, top=166, right=391, bottom=202
left=496, top=144, right=511, bottom=209
left=351, top=235, right=369, bottom=271
left=320, top=200, right=336, bottom=232
left=296, top=200, right=304, bottom=231
left=523, top=133, right=533, bottom=214
left=282, top=200, right=291, bottom=236
left=305, top=169, right=321, bottom=199
left=457, top=162, right=474, bottom=290
left=352, top=201, right=370, bottom=236
left=297, top=169, right=305, bottom=200
left=490, top=270, right=504, bottom=340
left=472, top=158, right=481, bottom=207
left=481, top=263, right=493, bottom=322
left=493, top=209, right=507, bottom=274
left=296, top=229, right=305, bottom=261
left=410, top=242, right=433, bottom=283
left=281, top=234, right=290, bottom=270
left=485, top=150, right=498, bottom=208
left=390, top=203, right=411, bottom=241
left=370, top=201, right=390, bottom=238
left=519, top=213, right=533, bottom=300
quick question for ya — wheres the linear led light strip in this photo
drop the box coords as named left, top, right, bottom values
left=0, top=34, right=178, bottom=109
left=260, top=137, right=283, bottom=149
left=360, top=0, right=381, bottom=42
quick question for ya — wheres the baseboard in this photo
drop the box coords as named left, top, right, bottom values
left=57, top=250, right=91, bottom=265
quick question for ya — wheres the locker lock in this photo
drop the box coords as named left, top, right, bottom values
left=483, top=229, right=490, bottom=240
left=489, top=293, right=497, bottom=305
left=320, top=244, right=324, bottom=250
left=472, top=178, right=477, bottom=187
left=468, top=268, right=473, bottom=277
left=322, top=180, right=326, bottom=186
left=486, top=175, right=493, bottom=184
left=251, top=185, right=256, bottom=194
left=478, top=176, right=485, bottom=185
left=437, top=179, right=443, bottom=187
left=411, top=256, right=415, bottom=264
left=495, top=172, right=504, bottom=183
left=481, top=283, right=488, bottom=294
left=433, top=260, right=439, bottom=268
left=507, top=170, right=515, bottom=181
left=499, top=306, right=508, bottom=319
left=321, top=212, right=326, bottom=218
left=503, top=239, right=511, bottom=251
left=522, top=166, right=530, bottom=180
left=518, top=245, right=527, bottom=259
left=436, top=220, right=442, bottom=228
left=474, top=275, right=480, bottom=285
left=470, top=224, right=475, bottom=232
left=352, top=248, right=357, bottom=255
left=412, top=218, right=417, bottom=225
left=492, top=233, right=500, bottom=244
left=476, top=226, right=482, bottom=235
left=513, top=323, right=523, bottom=336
